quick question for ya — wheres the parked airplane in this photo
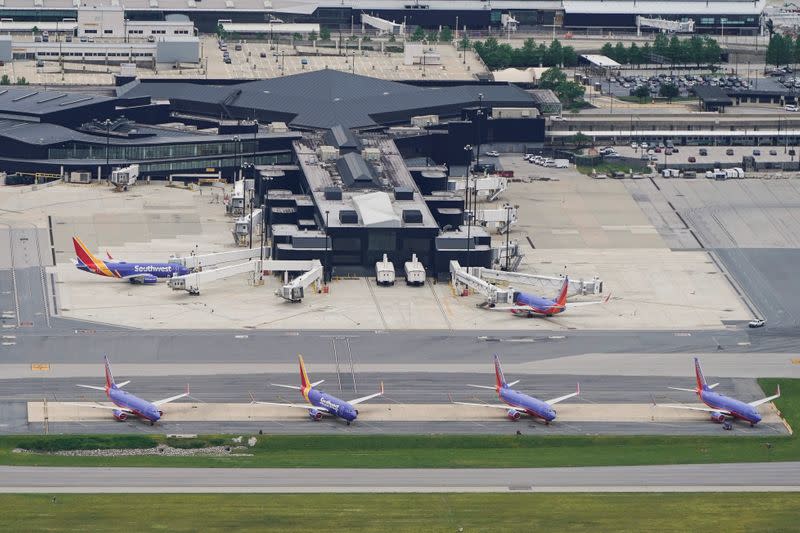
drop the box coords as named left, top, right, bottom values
left=67, top=356, right=189, bottom=425
left=658, top=358, right=781, bottom=426
left=72, top=236, right=189, bottom=284
left=251, top=354, right=384, bottom=425
left=451, top=354, right=579, bottom=423
left=490, top=276, right=611, bottom=317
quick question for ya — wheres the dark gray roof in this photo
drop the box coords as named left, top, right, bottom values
left=336, top=152, right=377, bottom=187
left=325, top=124, right=361, bottom=150
left=118, top=70, right=537, bottom=131
left=692, top=85, right=733, bottom=105
left=0, top=87, right=115, bottom=118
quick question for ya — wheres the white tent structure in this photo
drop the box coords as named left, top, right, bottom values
left=352, top=192, right=401, bottom=227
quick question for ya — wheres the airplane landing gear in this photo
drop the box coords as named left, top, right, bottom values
left=346, top=421, right=351, bottom=426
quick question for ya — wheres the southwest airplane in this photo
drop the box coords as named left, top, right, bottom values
left=491, top=276, right=611, bottom=317
left=251, top=355, right=384, bottom=425
left=659, top=357, right=781, bottom=426
left=451, top=354, right=579, bottom=423
left=72, top=236, right=189, bottom=284
left=68, top=356, right=190, bottom=425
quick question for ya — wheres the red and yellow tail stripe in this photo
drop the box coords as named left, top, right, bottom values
left=73, top=236, right=115, bottom=277
left=298, top=354, right=312, bottom=401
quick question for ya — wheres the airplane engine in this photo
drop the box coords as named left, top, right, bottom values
left=710, top=411, right=726, bottom=423
left=507, top=409, right=521, bottom=421
left=129, top=274, right=158, bottom=284
left=113, top=409, right=128, bottom=421
left=308, top=408, right=323, bottom=421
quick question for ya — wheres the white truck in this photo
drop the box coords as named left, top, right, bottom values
left=375, top=254, right=396, bottom=286
left=553, top=159, right=570, bottom=168
left=404, top=254, right=426, bottom=286
left=109, top=164, right=139, bottom=191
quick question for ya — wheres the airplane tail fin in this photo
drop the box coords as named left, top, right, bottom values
left=72, top=236, right=108, bottom=275
left=298, top=354, right=312, bottom=392
left=694, top=357, right=710, bottom=392
left=493, top=354, right=508, bottom=390
left=104, top=355, right=117, bottom=391
left=555, top=276, right=569, bottom=308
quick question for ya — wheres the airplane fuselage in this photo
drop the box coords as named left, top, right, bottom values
left=511, top=292, right=564, bottom=317
left=306, top=387, right=358, bottom=422
left=499, top=387, right=556, bottom=422
left=699, top=390, right=762, bottom=425
left=77, top=260, right=189, bottom=281
left=107, top=387, right=162, bottom=422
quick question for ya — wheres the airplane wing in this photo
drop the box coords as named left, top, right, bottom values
left=567, top=294, right=613, bottom=308
left=64, top=402, right=134, bottom=414
left=657, top=404, right=732, bottom=415
left=76, top=384, right=106, bottom=391
left=452, top=400, right=513, bottom=410
left=253, top=400, right=330, bottom=413
left=151, top=386, right=190, bottom=407
left=545, top=383, right=580, bottom=406
left=749, top=385, right=781, bottom=408
left=348, top=382, right=384, bottom=405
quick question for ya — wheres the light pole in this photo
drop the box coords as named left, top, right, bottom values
left=504, top=204, right=513, bottom=271
left=463, top=144, right=472, bottom=214
left=233, top=135, right=240, bottom=181
left=104, top=118, right=112, bottom=179
left=324, top=209, right=330, bottom=284
left=465, top=206, right=472, bottom=270
left=248, top=165, right=254, bottom=249
left=476, top=93, right=484, bottom=172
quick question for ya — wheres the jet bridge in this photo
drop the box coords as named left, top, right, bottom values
left=449, top=175, right=508, bottom=202
left=450, top=261, right=514, bottom=306
left=276, top=260, right=323, bottom=302
left=233, top=208, right=263, bottom=246
left=476, top=268, right=603, bottom=297
left=475, top=203, right=518, bottom=234
left=636, top=16, right=694, bottom=35
left=169, top=247, right=264, bottom=271
left=168, top=259, right=262, bottom=295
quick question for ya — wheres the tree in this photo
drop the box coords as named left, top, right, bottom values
left=426, top=30, right=439, bottom=43
left=600, top=42, right=615, bottom=60
left=538, top=66, right=567, bottom=90
left=215, top=24, right=227, bottom=41
left=659, top=82, right=679, bottom=102
left=459, top=35, right=470, bottom=52
left=308, top=30, right=318, bottom=42
left=766, top=34, right=793, bottom=67
left=571, top=132, right=591, bottom=149
left=15, top=77, right=27, bottom=85
left=632, top=85, right=650, bottom=102
left=702, top=37, right=722, bottom=65
left=439, top=26, right=452, bottom=42
left=687, top=35, right=705, bottom=66
left=473, top=37, right=513, bottom=69
left=319, top=27, right=331, bottom=41
left=628, top=42, right=643, bottom=65
left=613, top=42, right=628, bottom=64
left=668, top=36, right=686, bottom=65
left=641, top=42, right=652, bottom=65
left=410, top=26, right=425, bottom=42
left=31, top=25, right=39, bottom=35
left=556, top=80, right=585, bottom=104
left=0, top=74, right=8, bottom=85
left=562, top=46, right=578, bottom=67
left=544, top=39, right=563, bottom=66
left=293, top=33, right=302, bottom=41
left=653, top=33, right=669, bottom=62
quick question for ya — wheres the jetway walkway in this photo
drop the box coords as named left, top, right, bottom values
left=169, top=247, right=264, bottom=271
left=168, top=257, right=321, bottom=297
left=450, top=261, right=603, bottom=306
left=636, top=16, right=694, bottom=35
left=449, top=176, right=508, bottom=202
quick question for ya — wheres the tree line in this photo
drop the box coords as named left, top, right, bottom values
left=601, top=35, right=721, bottom=66
left=472, top=38, right=579, bottom=70
left=765, top=33, right=800, bottom=67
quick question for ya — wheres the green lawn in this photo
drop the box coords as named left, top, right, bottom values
left=2, top=493, right=799, bottom=532
left=0, top=378, right=793, bottom=469
left=576, top=161, right=652, bottom=176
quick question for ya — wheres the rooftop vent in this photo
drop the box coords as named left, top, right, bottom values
left=339, top=210, right=358, bottom=224
left=402, top=210, right=423, bottom=224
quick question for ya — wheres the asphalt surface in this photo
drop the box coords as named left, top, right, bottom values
left=1, top=463, right=797, bottom=493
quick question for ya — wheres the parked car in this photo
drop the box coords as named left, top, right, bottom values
left=790, top=149, right=796, bottom=156
left=688, top=156, right=696, bottom=162
left=749, top=318, right=766, bottom=328
left=630, top=142, right=638, bottom=149
left=770, top=149, right=778, bottom=156
left=753, top=149, right=761, bottom=156
left=699, top=148, right=708, bottom=156
left=485, top=151, right=500, bottom=157
left=260, top=52, right=267, bottom=58
left=785, top=104, right=798, bottom=112
left=726, top=148, right=735, bottom=155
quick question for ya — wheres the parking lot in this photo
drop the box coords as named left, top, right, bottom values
left=610, top=144, right=799, bottom=165
left=599, top=73, right=788, bottom=99
left=206, top=36, right=485, bottom=81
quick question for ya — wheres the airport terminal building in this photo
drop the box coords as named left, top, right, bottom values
left=0, top=70, right=544, bottom=276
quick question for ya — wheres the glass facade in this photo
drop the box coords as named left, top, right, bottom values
left=139, top=153, right=290, bottom=173
left=48, top=140, right=258, bottom=161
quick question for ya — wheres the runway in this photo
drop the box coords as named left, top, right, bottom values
left=1, top=463, right=798, bottom=493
